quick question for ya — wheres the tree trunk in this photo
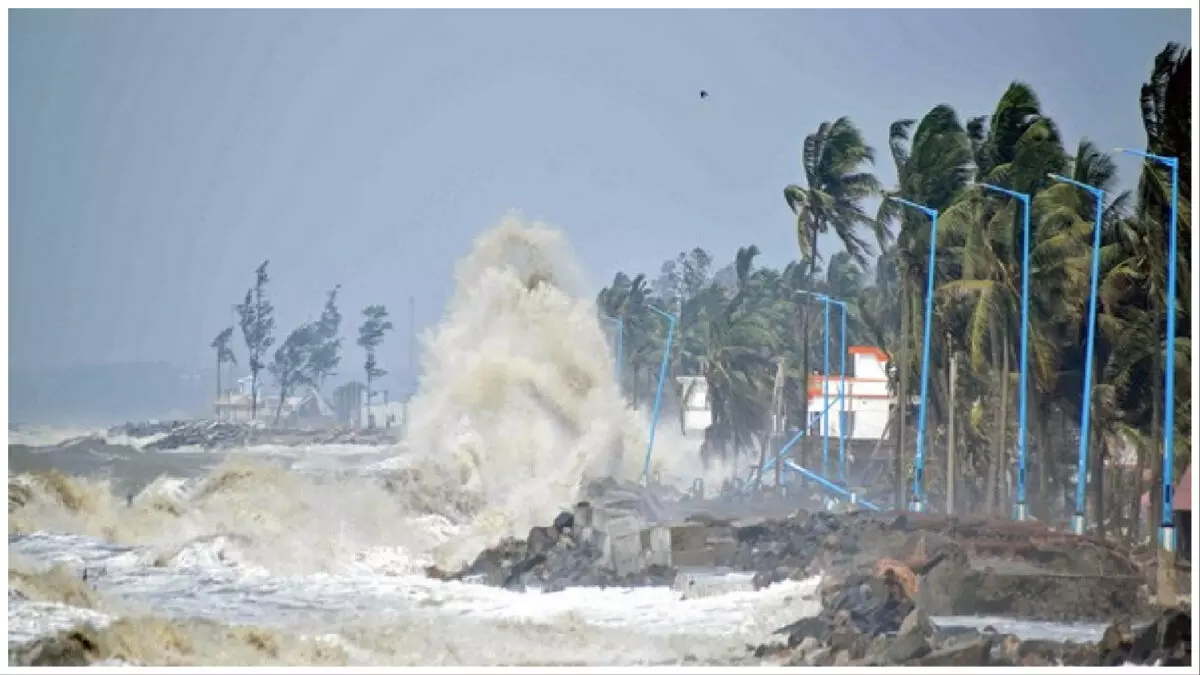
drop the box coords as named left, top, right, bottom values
left=895, top=280, right=911, bottom=510
left=366, top=374, right=374, bottom=430
left=985, top=320, right=1001, bottom=515
left=946, top=346, right=958, bottom=516
left=1133, top=431, right=1148, bottom=542
left=1034, top=399, right=1049, bottom=520
left=795, top=234, right=819, bottom=487
left=1150, top=341, right=1164, bottom=536
left=996, top=323, right=1010, bottom=516
left=1092, top=428, right=1106, bottom=538
left=250, top=371, right=259, bottom=419
left=274, top=383, right=288, bottom=426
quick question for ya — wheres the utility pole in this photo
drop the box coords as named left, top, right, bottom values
left=768, top=357, right=787, bottom=490
left=946, top=336, right=958, bottom=516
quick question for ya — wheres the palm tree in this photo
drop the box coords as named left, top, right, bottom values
left=938, top=83, right=1072, bottom=514
left=783, top=117, right=882, bottom=475
left=875, top=104, right=972, bottom=508
left=700, top=246, right=779, bottom=478
left=210, top=326, right=237, bottom=404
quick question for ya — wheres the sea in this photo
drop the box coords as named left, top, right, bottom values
left=6, top=217, right=1110, bottom=666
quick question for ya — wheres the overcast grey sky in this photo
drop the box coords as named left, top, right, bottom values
left=9, top=8, right=1190, bottom=375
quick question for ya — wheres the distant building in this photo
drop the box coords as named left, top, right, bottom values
left=328, top=381, right=407, bottom=429
left=676, top=375, right=711, bottom=438
left=675, top=345, right=899, bottom=443
left=213, top=377, right=336, bottom=426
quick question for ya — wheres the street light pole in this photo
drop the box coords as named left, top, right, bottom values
left=830, top=297, right=849, bottom=484
left=822, top=296, right=831, bottom=478
left=1118, top=148, right=1181, bottom=559
left=794, top=292, right=852, bottom=485
left=979, top=183, right=1033, bottom=521
left=889, top=197, right=939, bottom=513
left=644, top=305, right=677, bottom=485
left=796, top=290, right=834, bottom=481
left=1048, top=173, right=1105, bottom=535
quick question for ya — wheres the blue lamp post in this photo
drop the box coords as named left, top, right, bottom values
left=796, top=289, right=834, bottom=480
left=828, top=297, right=849, bottom=484
left=1048, top=173, right=1105, bottom=535
left=604, top=315, right=624, bottom=383
left=978, top=183, right=1033, bottom=522
left=1119, top=148, right=1181, bottom=553
left=889, top=197, right=940, bottom=513
left=821, top=296, right=831, bottom=477
left=643, top=305, right=677, bottom=485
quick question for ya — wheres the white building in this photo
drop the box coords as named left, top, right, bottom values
left=673, top=346, right=896, bottom=443
left=806, top=345, right=893, bottom=440
left=676, top=375, right=712, bottom=437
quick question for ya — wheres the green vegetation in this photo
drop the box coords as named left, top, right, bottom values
left=357, top=305, right=395, bottom=429
left=223, top=263, right=384, bottom=423
left=598, top=42, right=1191, bottom=540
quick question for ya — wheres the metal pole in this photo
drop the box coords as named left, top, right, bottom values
left=979, top=183, right=1032, bottom=521
left=1048, top=173, right=1105, bottom=535
left=822, top=296, right=831, bottom=479
left=1119, top=148, right=1180, bottom=607
left=837, top=299, right=847, bottom=484
left=644, top=306, right=677, bottom=485
left=889, top=197, right=939, bottom=513
left=800, top=292, right=851, bottom=485
left=1118, top=150, right=1181, bottom=551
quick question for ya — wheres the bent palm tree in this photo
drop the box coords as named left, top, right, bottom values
left=784, top=117, right=881, bottom=477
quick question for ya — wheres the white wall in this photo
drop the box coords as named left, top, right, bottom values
left=676, top=376, right=712, bottom=436
left=674, top=349, right=894, bottom=443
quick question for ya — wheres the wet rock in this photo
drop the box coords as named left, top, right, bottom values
left=552, top=510, right=574, bottom=534
left=898, top=607, right=935, bottom=640
left=912, top=637, right=990, bottom=666
left=773, top=616, right=830, bottom=647
left=879, top=627, right=931, bottom=664
left=1097, top=608, right=1192, bottom=666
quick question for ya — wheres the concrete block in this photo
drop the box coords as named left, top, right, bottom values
left=645, top=525, right=672, bottom=568
left=608, top=531, right=643, bottom=577
left=668, top=524, right=736, bottom=553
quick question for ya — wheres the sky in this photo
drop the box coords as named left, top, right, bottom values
left=8, top=8, right=1192, bottom=383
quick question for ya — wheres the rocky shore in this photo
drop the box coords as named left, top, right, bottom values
left=107, top=420, right=400, bottom=451
left=430, top=487, right=1190, bottom=666
left=7, top=420, right=402, bottom=453
left=754, top=569, right=1191, bottom=666
left=439, top=485, right=1150, bottom=624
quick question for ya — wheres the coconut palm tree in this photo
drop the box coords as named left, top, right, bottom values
left=936, top=82, right=1075, bottom=514
left=783, top=117, right=882, bottom=474
left=875, top=103, right=973, bottom=508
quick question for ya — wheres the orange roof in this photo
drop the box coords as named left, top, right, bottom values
left=848, top=346, right=888, bottom=362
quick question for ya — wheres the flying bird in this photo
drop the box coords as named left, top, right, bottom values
left=699, top=90, right=709, bottom=100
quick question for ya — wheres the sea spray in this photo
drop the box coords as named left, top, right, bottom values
left=399, top=216, right=653, bottom=567
left=8, top=216, right=708, bottom=575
